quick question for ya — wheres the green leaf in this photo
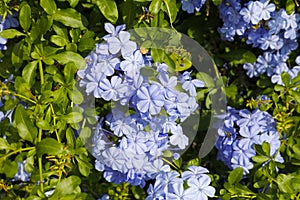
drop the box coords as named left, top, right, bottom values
left=53, top=8, right=84, bottom=28
left=0, top=29, right=25, bottom=39
left=196, top=72, right=215, bottom=88
left=151, top=48, right=165, bottom=63
left=290, top=90, right=300, bottom=103
left=274, top=85, right=285, bottom=91
left=212, top=0, right=222, bottom=6
left=70, top=87, right=83, bottom=104
left=67, top=0, right=79, bottom=7
left=93, top=0, right=118, bottom=23
left=40, top=0, right=57, bottom=15
left=119, top=0, right=136, bottom=27
left=149, top=0, right=162, bottom=14
left=228, top=167, right=243, bottom=185
left=13, top=105, right=38, bottom=143
left=19, top=3, right=32, bottom=32
left=77, top=127, right=91, bottom=147
left=51, top=51, right=86, bottom=69
left=262, top=141, right=271, bottom=156
left=254, top=144, right=268, bottom=157
left=286, top=0, right=295, bottom=14
left=64, top=62, right=76, bottom=84
left=22, top=60, right=38, bottom=87
left=36, top=138, right=64, bottom=157
left=187, top=158, right=200, bottom=166
left=66, top=127, right=76, bottom=149
left=221, top=49, right=256, bottom=66
left=12, top=40, right=24, bottom=68
left=163, top=0, right=178, bottom=23
left=0, top=159, right=18, bottom=178
left=252, top=155, right=270, bottom=163
left=61, top=112, right=83, bottom=124
left=281, top=72, right=290, bottom=86
left=277, top=174, right=294, bottom=193
left=50, top=35, right=68, bottom=47
left=76, top=156, right=92, bottom=176
left=50, top=175, right=81, bottom=198
left=0, top=138, right=11, bottom=150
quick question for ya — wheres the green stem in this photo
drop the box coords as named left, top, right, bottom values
left=38, top=129, right=44, bottom=192
left=38, top=157, right=44, bottom=192
left=13, top=93, right=37, bottom=104
left=50, top=104, right=61, bottom=143
left=231, top=194, right=256, bottom=199
left=0, top=147, right=35, bottom=160
left=39, top=60, right=44, bottom=85
left=162, top=157, right=180, bottom=170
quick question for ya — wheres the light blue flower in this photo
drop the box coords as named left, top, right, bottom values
left=182, top=166, right=209, bottom=181
left=184, top=175, right=215, bottom=200
left=255, top=0, right=275, bottom=21
left=281, top=10, right=298, bottom=30
left=120, top=50, right=144, bottom=77
left=167, top=182, right=190, bottom=200
left=102, top=23, right=126, bottom=40
left=107, top=31, right=137, bottom=56
left=101, top=147, right=127, bottom=172
left=240, top=1, right=260, bottom=24
left=13, top=161, right=31, bottom=182
left=110, top=111, right=136, bottom=137
left=99, top=76, right=128, bottom=101
left=170, top=125, right=189, bottom=149
left=136, top=83, right=165, bottom=115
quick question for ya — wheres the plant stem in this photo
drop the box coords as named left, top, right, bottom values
left=38, top=128, right=44, bottom=192
left=39, top=60, right=44, bottom=85
left=50, top=103, right=61, bottom=143
left=13, top=93, right=37, bottom=104
left=162, top=157, right=180, bottom=171
left=0, top=147, right=35, bottom=160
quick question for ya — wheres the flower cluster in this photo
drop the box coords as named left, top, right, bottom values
left=215, top=106, right=283, bottom=174
left=0, top=13, right=19, bottom=51
left=181, top=0, right=206, bottom=14
left=218, top=0, right=300, bottom=83
left=146, top=166, right=215, bottom=200
left=78, top=23, right=205, bottom=186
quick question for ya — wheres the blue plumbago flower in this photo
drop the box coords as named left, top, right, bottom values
left=80, top=23, right=205, bottom=187
left=12, top=161, right=31, bottom=182
left=120, top=50, right=144, bottom=78
left=243, top=63, right=258, bottom=78
left=0, top=13, right=19, bottom=51
left=219, top=1, right=300, bottom=80
left=184, top=175, right=216, bottom=200
left=99, top=76, right=128, bottom=101
left=145, top=167, right=215, bottom=199
left=109, top=111, right=136, bottom=137
left=239, top=1, right=261, bottom=25
left=107, top=31, right=137, bottom=57
left=180, top=71, right=205, bottom=97
left=97, top=194, right=110, bottom=200
left=95, top=55, right=120, bottom=76
left=158, top=74, right=178, bottom=99
left=255, top=0, right=275, bottom=21
left=182, top=166, right=209, bottom=181
left=271, top=55, right=300, bottom=85
left=102, top=23, right=126, bottom=40
left=0, top=111, right=4, bottom=121
left=169, top=125, right=189, bottom=149
left=136, top=83, right=165, bottom=115
left=216, top=106, right=283, bottom=174
left=181, top=0, right=206, bottom=14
